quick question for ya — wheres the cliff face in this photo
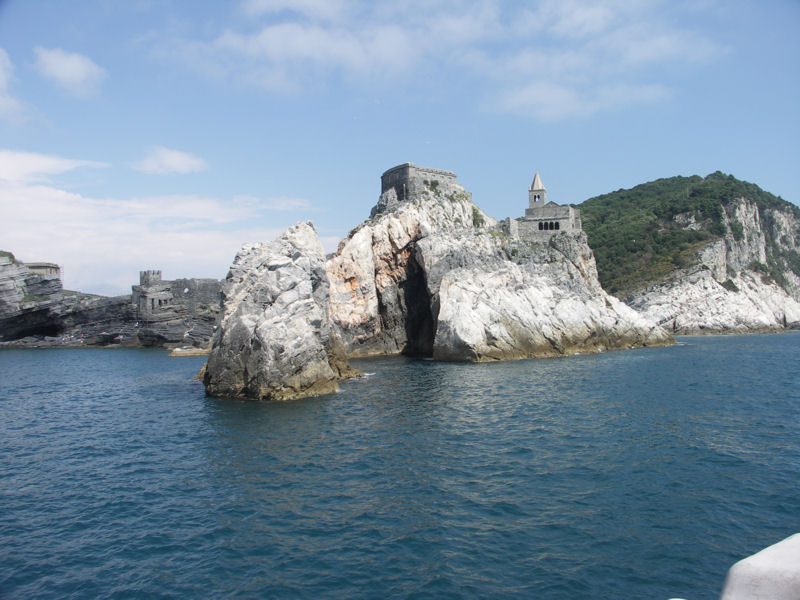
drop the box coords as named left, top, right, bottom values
left=325, top=173, right=669, bottom=361
left=204, top=222, right=358, bottom=401
left=326, top=177, right=495, bottom=357
left=0, top=253, right=31, bottom=317
left=0, top=253, right=133, bottom=343
left=418, top=231, right=669, bottom=361
left=624, top=198, right=800, bottom=333
left=203, top=166, right=670, bottom=398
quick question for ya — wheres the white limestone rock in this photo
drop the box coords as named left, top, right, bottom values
left=626, top=198, right=800, bottom=333
left=204, top=222, right=358, bottom=401
left=417, top=231, right=671, bottom=361
left=327, top=184, right=495, bottom=357
left=326, top=173, right=670, bottom=361
left=0, top=253, right=29, bottom=317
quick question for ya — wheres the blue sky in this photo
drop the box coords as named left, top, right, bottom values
left=1, top=0, right=798, bottom=295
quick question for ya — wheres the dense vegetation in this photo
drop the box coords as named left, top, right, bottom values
left=579, top=171, right=800, bottom=296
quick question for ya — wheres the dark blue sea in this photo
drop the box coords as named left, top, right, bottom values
left=1, top=334, right=799, bottom=599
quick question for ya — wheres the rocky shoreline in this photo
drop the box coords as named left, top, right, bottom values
left=0, top=253, right=220, bottom=350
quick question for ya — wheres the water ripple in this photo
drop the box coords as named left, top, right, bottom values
left=1, top=334, right=799, bottom=599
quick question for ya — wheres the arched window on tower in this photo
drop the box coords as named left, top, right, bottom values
left=555, top=221, right=560, bottom=230
left=538, top=222, right=543, bottom=230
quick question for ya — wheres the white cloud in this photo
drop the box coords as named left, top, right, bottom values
left=0, top=181, right=316, bottom=294
left=262, top=196, right=314, bottom=211
left=133, top=146, right=208, bottom=175
left=158, top=0, right=725, bottom=121
left=0, top=149, right=106, bottom=183
left=210, top=22, right=416, bottom=91
left=497, top=80, right=670, bottom=121
left=242, top=0, right=348, bottom=21
left=0, top=150, right=320, bottom=294
left=33, top=47, right=106, bottom=97
left=0, top=48, right=25, bottom=121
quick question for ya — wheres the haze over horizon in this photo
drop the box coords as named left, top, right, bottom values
left=1, top=1, right=798, bottom=295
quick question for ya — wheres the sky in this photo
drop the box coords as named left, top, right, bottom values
left=0, top=0, right=798, bottom=295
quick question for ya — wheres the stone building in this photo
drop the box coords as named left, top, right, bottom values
left=371, top=162, right=472, bottom=217
left=504, top=172, right=582, bottom=241
left=24, top=262, right=61, bottom=277
left=132, top=270, right=221, bottom=346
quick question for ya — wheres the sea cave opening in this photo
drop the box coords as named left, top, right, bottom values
left=401, top=253, right=435, bottom=357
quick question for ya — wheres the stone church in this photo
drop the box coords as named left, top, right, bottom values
left=504, top=172, right=582, bottom=241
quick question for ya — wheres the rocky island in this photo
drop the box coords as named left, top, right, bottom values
left=204, top=164, right=671, bottom=401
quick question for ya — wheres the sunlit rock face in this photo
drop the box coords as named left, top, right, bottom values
left=625, top=198, right=800, bottom=334
left=204, top=222, right=358, bottom=401
left=417, top=231, right=671, bottom=362
left=326, top=164, right=670, bottom=361
left=326, top=173, right=494, bottom=357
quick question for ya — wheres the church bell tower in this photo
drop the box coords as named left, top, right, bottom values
left=528, top=172, right=546, bottom=208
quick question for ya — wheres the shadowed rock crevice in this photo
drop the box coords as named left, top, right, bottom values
left=400, top=252, right=434, bottom=357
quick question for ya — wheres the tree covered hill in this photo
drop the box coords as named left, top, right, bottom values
left=579, top=171, right=800, bottom=297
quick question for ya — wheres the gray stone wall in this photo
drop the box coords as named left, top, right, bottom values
left=372, top=162, right=470, bottom=218
left=131, top=272, right=221, bottom=347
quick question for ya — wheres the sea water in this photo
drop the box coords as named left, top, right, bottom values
left=1, top=333, right=798, bottom=599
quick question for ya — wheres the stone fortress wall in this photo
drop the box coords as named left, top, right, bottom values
left=372, top=162, right=471, bottom=217
left=132, top=270, right=220, bottom=322
left=372, top=163, right=581, bottom=243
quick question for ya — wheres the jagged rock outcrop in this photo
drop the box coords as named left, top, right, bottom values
left=0, top=252, right=134, bottom=344
left=417, top=231, right=670, bottom=361
left=0, top=253, right=31, bottom=317
left=326, top=166, right=670, bottom=361
left=327, top=174, right=495, bottom=357
left=202, top=164, right=672, bottom=399
left=625, top=197, right=800, bottom=333
left=204, top=222, right=358, bottom=401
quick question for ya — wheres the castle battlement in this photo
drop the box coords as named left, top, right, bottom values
left=139, top=270, right=162, bottom=286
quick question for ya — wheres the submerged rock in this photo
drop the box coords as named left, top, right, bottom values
left=204, top=222, right=359, bottom=401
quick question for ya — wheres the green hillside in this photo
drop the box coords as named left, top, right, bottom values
left=579, top=171, right=800, bottom=296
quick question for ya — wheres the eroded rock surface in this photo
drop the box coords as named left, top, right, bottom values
left=325, top=169, right=670, bottom=361
left=419, top=232, right=670, bottom=361
left=327, top=174, right=493, bottom=357
left=204, top=222, right=358, bottom=400
left=626, top=198, right=800, bottom=333
left=0, top=253, right=221, bottom=348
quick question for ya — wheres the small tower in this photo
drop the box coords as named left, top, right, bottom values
left=528, top=172, right=546, bottom=208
